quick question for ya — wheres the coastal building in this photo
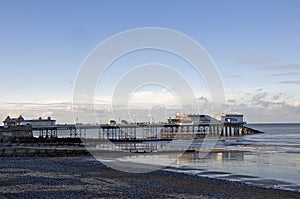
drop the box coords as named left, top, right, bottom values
left=22, top=117, right=56, bottom=127
left=1, top=115, right=33, bottom=142
left=3, top=115, right=25, bottom=127
left=1, top=116, right=56, bottom=142
left=3, top=115, right=56, bottom=127
left=167, top=113, right=193, bottom=124
left=221, top=114, right=245, bottom=124
left=168, top=113, right=220, bottom=125
left=187, top=114, right=220, bottom=124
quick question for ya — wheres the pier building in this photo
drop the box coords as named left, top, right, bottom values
left=1, top=115, right=33, bottom=142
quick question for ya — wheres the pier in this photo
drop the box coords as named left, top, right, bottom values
left=0, top=121, right=264, bottom=156
left=0, top=114, right=264, bottom=146
left=32, top=122, right=263, bottom=141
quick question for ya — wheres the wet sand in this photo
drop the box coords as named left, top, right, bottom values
left=0, top=157, right=299, bottom=199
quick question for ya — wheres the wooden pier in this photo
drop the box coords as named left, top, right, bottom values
left=32, top=122, right=263, bottom=141
left=0, top=122, right=264, bottom=156
left=0, top=114, right=265, bottom=156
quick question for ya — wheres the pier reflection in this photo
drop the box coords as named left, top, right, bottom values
left=92, top=141, right=246, bottom=166
left=176, top=151, right=245, bottom=164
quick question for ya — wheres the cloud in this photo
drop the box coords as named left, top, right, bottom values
left=1, top=87, right=300, bottom=124
left=263, top=64, right=300, bottom=85
left=272, top=93, right=284, bottom=101
left=230, top=105, right=299, bottom=123
left=264, top=64, right=300, bottom=71
left=227, top=99, right=236, bottom=103
left=269, top=72, right=300, bottom=76
left=294, top=101, right=300, bottom=107
left=127, top=90, right=180, bottom=108
left=224, top=88, right=300, bottom=122
left=251, top=92, right=268, bottom=102
left=279, top=80, right=300, bottom=85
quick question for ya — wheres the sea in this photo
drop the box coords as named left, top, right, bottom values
left=163, top=123, right=300, bottom=192
left=34, top=123, right=300, bottom=191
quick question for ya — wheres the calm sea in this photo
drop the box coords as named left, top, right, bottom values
left=164, top=123, right=300, bottom=192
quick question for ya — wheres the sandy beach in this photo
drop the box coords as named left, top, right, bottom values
left=0, top=157, right=299, bottom=199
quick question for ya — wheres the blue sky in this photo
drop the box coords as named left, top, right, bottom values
left=0, top=0, right=300, bottom=123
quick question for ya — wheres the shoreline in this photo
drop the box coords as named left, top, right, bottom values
left=163, top=166, right=300, bottom=193
left=0, top=157, right=299, bottom=199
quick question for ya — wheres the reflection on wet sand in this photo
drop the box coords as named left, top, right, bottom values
left=176, top=151, right=245, bottom=164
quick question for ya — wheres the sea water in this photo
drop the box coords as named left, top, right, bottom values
left=166, top=123, right=300, bottom=191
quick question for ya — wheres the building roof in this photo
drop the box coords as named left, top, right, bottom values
left=187, top=114, right=220, bottom=123
left=26, top=116, right=55, bottom=121
left=16, top=115, right=24, bottom=122
left=3, top=116, right=11, bottom=123
left=225, top=114, right=243, bottom=117
left=24, top=118, right=56, bottom=122
left=3, top=116, right=56, bottom=125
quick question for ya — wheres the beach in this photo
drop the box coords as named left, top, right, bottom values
left=0, top=157, right=299, bottom=199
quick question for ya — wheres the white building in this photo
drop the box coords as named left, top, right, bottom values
left=167, top=113, right=220, bottom=125
left=22, top=117, right=56, bottom=127
left=3, top=115, right=56, bottom=128
left=187, top=114, right=220, bottom=124
left=221, top=114, right=244, bottom=124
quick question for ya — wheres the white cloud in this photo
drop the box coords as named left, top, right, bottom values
left=279, top=80, right=300, bottom=85
left=294, top=101, right=300, bottom=107
left=264, top=64, right=300, bottom=71
left=224, top=88, right=300, bottom=122
left=128, top=90, right=180, bottom=108
left=1, top=87, right=300, bottom=124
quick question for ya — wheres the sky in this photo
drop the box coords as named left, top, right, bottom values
left=0, top=0, right=300, bottom=123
